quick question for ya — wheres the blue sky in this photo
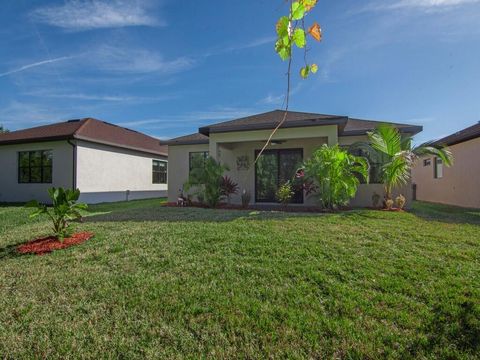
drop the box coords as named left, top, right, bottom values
left=1, top=0, right=479, bottom=142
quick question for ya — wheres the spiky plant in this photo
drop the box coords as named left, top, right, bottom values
left=353, top=124, right=453, bottom=204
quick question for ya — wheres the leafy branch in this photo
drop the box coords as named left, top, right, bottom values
left=255, top=0, right=322, bottom=163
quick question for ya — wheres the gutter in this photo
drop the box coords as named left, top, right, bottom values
left=67, top=139, right=77, bottom=190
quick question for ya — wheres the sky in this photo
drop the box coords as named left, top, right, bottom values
left=1, top=0, right=479, bottom=143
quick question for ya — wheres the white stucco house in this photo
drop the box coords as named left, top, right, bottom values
left=0, top=118, right=168, bottom=204
left=162, top=110, right=422, bottom=208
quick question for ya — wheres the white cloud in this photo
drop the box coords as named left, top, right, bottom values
left=366, top=0, right=480, bottom=11
left=24, top=91, right=177, bottom=103
left=91, top=45, right=195, bottom=74
left=30, top=0, right=160, bottom=31
left=0, top=56, right=73, bottom=78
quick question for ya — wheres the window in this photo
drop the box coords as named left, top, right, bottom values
left=255, top=149, right=303, bottom=203
left=434, top=157, right=443, bottom=179
left=423, top=159, right=431, bottom=166
left=152, top=160, right=167, bottom=184
left=347, top=147, right=383, bottom=184
left=18, top=150, right=52, bottom=184
left=189, top=151, right=209, bottom=172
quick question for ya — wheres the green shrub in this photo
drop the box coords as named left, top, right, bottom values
left=184, top=156, right=229, bottom=208
left=302, top=144, right=369, bottom=210
left=276, top=181, right=294, bottom=208
left=26, top=187, right=88, bottom=240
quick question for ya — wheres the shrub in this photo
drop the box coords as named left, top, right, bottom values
left=26, top=188, right=88, bottom=240
left=220, top=176, right=239, bottom=204
left=276, top=181, right=294, bottom=208
left=184, top=156, right=228, bottom=208
left=372, top=192, right=381, bottom=208
left=241, top=190, right=251, bottom=209
left=396, top=194, right=406, bottom=210
left=302, top=144, right=369, bottom=210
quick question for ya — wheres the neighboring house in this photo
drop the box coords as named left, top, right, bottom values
left=162, top=110, right=422, bottom=207
left=0, top=118, right=168, bottom=204
left=412, top=122, right=480, bottom=209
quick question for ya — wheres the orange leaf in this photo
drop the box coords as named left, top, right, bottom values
left=308, top=22, right=322, bottom=41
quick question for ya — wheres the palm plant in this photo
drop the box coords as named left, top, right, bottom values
left=184, top=156, right=229, bottom=208
left=354, top=124, right=453, bottom=203
left=302, top=144, right=369, bottom=210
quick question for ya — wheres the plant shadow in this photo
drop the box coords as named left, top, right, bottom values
left=84, top=205, right=318, bottom=224
left=410, top=201, right=480, bottom=226
left=0, top=242, right=28, bottom=261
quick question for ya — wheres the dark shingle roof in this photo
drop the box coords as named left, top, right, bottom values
left=433, top=122, right=480, bottom=147
left=165, top=110, right=422, bottom=144
left=160, top=133, right=209, bottom=146
left=199, top=110, right=348, bottom=135
left=0, top=118, right=167, bottom=156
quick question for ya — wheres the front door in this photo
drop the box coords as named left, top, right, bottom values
left=255, top=149, right=303, bottom=203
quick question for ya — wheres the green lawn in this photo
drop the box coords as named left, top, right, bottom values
left=0, top=200, right=479, bottom=359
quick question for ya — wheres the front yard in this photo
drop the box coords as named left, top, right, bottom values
left=0, top=200, right=479, bottom=358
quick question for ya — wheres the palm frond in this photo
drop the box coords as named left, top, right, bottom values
left=413, top=142, right=453, bottom=166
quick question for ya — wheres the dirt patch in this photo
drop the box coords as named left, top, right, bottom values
left=17, top=232, right=94, bottom=256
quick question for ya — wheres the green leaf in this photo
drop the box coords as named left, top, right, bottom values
left=300, top=66, right=310, bottom=79
left=293, top=28, right=306, bottom=48
left=275, top=40, right=290, bottom=61
left=310, top=63, right=318, bottom=74
left=276, top=16, right=289, bottom=37
left=291, top=2, right=306, bottom=20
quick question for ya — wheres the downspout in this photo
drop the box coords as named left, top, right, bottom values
left=67, top=139, right=77, bottom=190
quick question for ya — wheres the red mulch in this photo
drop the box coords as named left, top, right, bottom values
left=17, top=232, right=94, bottom=256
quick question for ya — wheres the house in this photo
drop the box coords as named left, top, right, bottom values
left=0, top=118, right=168, bottom=204
left=412, top=122, right=480, bottom=209
left=162, top=110, right=422, bottom=207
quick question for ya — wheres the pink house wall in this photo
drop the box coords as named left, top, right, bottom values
left=412, top=136, right=480, bottom=209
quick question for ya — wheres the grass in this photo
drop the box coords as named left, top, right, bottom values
left=0, top=199, right=479, bottom=359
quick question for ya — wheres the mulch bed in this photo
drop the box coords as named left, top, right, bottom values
left=17, top=232, right=94, bottom=256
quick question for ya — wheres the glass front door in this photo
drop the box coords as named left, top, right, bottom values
left=255, top=149, right=303, bottom=203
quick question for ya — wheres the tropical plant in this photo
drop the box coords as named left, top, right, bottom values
left=354, top=124, right=453, bottom=204
left=396, top=194, right=406, bottom=210
left=0, top=124, right=9, bottom=134
left=301, top=144, right=369, bottom=210
left=26, top=188, right=88, bottom=240
left=220, top=176, right=239, bottom=204
left=184, top=156, right=229, bottom=208
left=241, top=190, right=251, bottom=209
left=276, top=181, right=295, bottom=208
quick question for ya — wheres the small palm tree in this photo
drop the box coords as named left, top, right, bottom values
left=354, top=124, right=453, bottom=203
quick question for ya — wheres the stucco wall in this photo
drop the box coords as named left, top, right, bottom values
left=167, top=143, right=209, bottom=203
left=166, top=132, right=400, bottom=208
left=0, top=141, right=74, bottom=203
left=76, top=141, right=167, bottom=203
left=412, top=136, right=480, bottom=208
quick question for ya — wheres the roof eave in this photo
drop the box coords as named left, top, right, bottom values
left=0, top=135, right=73, bottom=146
left=200, top=117, right=348, bottom=136
left=340, top=125, right=423, bottom=137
